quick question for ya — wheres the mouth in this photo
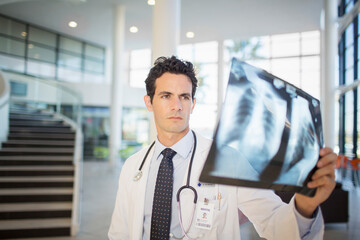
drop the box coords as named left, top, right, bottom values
left=168, top=116, right=183, bottom=120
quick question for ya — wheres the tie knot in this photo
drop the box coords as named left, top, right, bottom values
left=161, top=148, right=176, bottom=159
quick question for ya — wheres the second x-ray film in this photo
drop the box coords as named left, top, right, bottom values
left=199, top=58, right=324, bottom=196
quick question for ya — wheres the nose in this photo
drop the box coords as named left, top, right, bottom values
left=172, top=97, right=183, bottom=111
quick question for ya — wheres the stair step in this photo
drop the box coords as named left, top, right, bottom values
left=2, top=142, right=74, bottom=149
left=0, top=202, right=72, bottom=220
left=0, top=218, right=70, bottom=239
left=9, top=132, right=75, bottom=140
left=0, top=217, right=71, bottom=230
left=0, top=156, right=73, bottom=161
left=10, top=115, right=58, bottom=121
left=0, top=202, right=72, bottom=212
left=0, top=148, right=74, bottom=156
left=0, top=188, right=73, bottom=203
left=0, top=166, right=74, bottom=171
left=0, top=166, right=74, bottom=177
left=0, top=188, right=73, bottom=195
left=10, top=112, right=53, bottom=118
left=10, top=127, right=73, bottom=133
left=4, top=140, right=74, bottom=145
left=0, top=159, right=73, bottom=166
left=0, top=177, right=74, bottom=188
left=10, top=121, right=67, bottom=127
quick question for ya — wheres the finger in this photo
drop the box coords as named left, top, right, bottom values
left=311, top=164, right=335, bottom=180
left=307, top=175, right=335, bottom=189
left=319, top=147, right=333, bottom=156
left=317, top=152, right=337, bottom=168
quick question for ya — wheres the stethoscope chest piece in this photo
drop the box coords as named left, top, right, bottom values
left=133, top=170, right=143, bottom=181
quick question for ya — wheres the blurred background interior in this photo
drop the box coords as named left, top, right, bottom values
left=0, top=0, right=359, bottom=239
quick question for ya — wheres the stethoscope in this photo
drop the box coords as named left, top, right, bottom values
left=133, top=130, right=202, bottom=240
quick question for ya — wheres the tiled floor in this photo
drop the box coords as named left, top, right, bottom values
left=18, top=161, right=360, bottom=240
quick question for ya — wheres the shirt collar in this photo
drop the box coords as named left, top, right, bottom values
left=154, top=130, right=194, bottom=160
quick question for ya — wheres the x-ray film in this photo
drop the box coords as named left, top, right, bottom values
left=199, top=58, right=324, bottom=196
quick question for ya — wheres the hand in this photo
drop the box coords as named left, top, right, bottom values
left=294, top=147, right=337, bottom=218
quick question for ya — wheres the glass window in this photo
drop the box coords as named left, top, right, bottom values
left=121, top=107, right=149, bottom=160
left=82, top=106, right=110, bottom=161
left=83, top=72, right=104, bottom=83
left=345, top=23, right=354, bottom=48
left=129, top=49, right=151, bottom=88
left=0, top=54, right=25, bottom=72
left=0, top=16, right=26, bottom=39
left=84, top=59, right=103, bottom=73
left=271, top=57, right=301, bottom=86
left=28, top=26, right=56, bottom=47
left=344, top=91, right=354, bottom=156
left=345, top=45, right=354, bottom=70
left=59, top=36, right=82, bottom=54
left=26, top=60, right=56, bottom=78
left=0, top=36, right=25, bottom=57
left=196, top=63, right=217, bottom=104
left=194, top=41, right=218, bottom=63
left=85, top=44, right=104, bottom=60
left=271, top=33, right=300, bottom=57
left=58, top=67, right=82, bottom=82
left=59, top=52, right=82, bottom=69
left=301, top=56, right=320, bottom=99
left=177, top=44, right=193, bottom=61
left=27, top=43, right=56, bottom=63
left=301, top=31, right=320, bottom=55
left=0, top=15, right=106, bottom=83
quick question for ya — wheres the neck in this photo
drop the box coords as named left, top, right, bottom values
left=157, top=129, right=190, bottom=147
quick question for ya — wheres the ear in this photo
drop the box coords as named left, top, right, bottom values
left=144, top=95, right=153, bottom=112
left=190, top=98, right=196, bottom=114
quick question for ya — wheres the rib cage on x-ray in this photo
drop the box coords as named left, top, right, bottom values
left=217, top=73, right=284, bottom=176
left=210, top=60, right=322, bottom=187
left=200, top=59, right=323, bottom=195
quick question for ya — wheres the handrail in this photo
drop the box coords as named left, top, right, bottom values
left=1, top=69, right=83, bottom=236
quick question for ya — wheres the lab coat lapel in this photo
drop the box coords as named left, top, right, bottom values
left=132, top=145, right=155, bottom=240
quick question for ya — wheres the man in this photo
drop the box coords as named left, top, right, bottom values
left=108, top=56, right=337, bottom=240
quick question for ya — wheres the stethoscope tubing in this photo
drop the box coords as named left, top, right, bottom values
left=134, top=130, right=199, bottom=239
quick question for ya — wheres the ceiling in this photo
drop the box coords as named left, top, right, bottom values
left=0, top=0, right=323, bottom=51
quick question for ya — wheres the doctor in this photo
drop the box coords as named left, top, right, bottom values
left=108, top=56, right=337, bottom=240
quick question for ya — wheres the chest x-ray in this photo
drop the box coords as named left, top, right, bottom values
left=199, top=58, right=324, bottom=196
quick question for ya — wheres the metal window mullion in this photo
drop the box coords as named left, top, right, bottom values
left=55, top=34, right=60, bottom=80
left=353, top=11, right=359, bottom=156
left=24, top=24, right=29, bottom=74
left=339, top=15, right=346, bottom=154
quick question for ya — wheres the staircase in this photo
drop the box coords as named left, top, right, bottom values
left=0, top=104, right=76, bottom=239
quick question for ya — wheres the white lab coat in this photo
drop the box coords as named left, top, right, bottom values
left=108, top=133, right=324, bottom=240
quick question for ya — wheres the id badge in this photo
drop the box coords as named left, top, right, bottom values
left=195, top=202, right=214, bottom=230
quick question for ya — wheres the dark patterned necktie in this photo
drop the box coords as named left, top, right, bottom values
left=150, top=148, right=177, bottom=240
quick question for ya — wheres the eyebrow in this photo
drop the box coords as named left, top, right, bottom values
left=157, top=91, right=191, bottom=97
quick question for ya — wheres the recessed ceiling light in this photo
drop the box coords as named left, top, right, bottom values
left=129, top=26, right=138, bottom=33
left=28, top=44, right=34, bottom=49
left=21, top=32, right=27, bottom=37
left=68, top=21, right=78, bottom=28
left=147, top=0, right=155, bottom=6
left=186, top=32, right=195, bottom=38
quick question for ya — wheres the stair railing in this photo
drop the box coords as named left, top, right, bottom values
left=0, top=70, right=10, bottom=146
left=1, top=70, right=83, bottom=236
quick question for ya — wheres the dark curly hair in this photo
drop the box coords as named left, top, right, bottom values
left=145, top=56, right=198, bottom=102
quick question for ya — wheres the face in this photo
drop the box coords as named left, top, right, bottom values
left=144, top=72, right=196, bottom=141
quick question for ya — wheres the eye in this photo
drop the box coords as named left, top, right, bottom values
left=161, top=94, right=170, bottom=99
left=181, top=95, right=190, bottom=100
